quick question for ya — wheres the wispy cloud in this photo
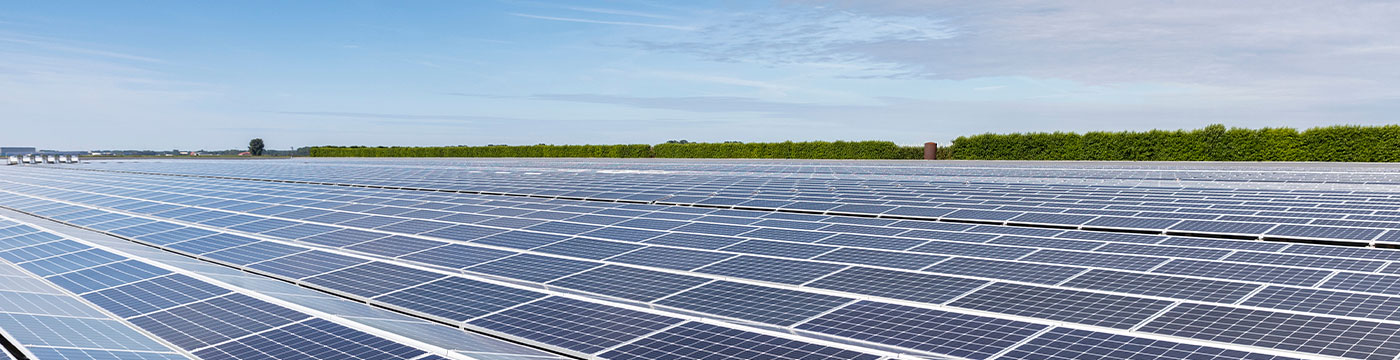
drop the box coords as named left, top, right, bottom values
left=562, top=6, right=676, bottom=20
left=624, top=6, right=951, bottom=78
left=0, top=32, right=166, bottom=63
left=509, top=13, right=695, bottom=31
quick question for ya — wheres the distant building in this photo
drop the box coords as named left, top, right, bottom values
left=1, top=147, right=36, bottom=156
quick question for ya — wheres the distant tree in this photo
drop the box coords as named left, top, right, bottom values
left=248, top=138, right=265, bottom=156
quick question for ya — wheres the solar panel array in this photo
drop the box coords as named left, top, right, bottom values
left=7, top=158, right=1400, bottom=359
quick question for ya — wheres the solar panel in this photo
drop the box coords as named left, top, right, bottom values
left=655, top=280, right=852, bottom=326
left=467, top=296, right=682, bottom=354
left=718, top=239, right=837, bottom=259
left=547, top=265, right=710, bottom=302
left=1139, top=303, right=1400, bottom=359
left=396, top=243, right=515, bottom=269
left=191, top=318, right=426, bottom=359
left=908, top=240, right=1037, bottom=259
left=471, top=230, right=570, bottom=249
left=949, top=283, right=1173, bottom=329
left=465, top=254, right=602, bottom=282
left=82, top=274, right=231, bottom=317
left=1241, top=286, right=1400, bottom=321
left=811, top=247, right=948, bottom=270
left=604, top=246, right=735, bottom=270
left=795, top=300, right=1046, bottom=360
left=693, top=255, right=846, bottom=284
left=372, top=276, right=545, bottom=321
left=1020, top=249, right=1168, bottom=271
left=246, top=250, right=369, bottom=280
left=533, top=237, right=644, bottom=259
left=1321, top=272, right=1400, bottom=295
left=925, top=257, right=1084, bottom=284
left=1266, top=224, right=1383, bottom=241
left=301, top=262, right=447, bottom=298
left=128, top=293, right=309, bottom=350
left=1060, top=269, right=1260, bottom=303
left=738, top=227, right=836, bottom=243
left=24, top=157, right=1400, bottom=358
left=342, top=234, right=446, bottom=257
left=1152, top=259, right=1332, bottom=287
left=1001, top=327, right=1299, bottom=360
left=601, top=321, right=881, bottom=360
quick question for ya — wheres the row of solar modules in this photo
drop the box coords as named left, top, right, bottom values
left=16, top=170, right=1400, bottom=311
left=15, top=169, right=1400, bottom=285
left=89, top=158, right=1400, bottom=185
left=2, top=183, right=1315, bottom=360
left=80, top=161, right=1400, bottom=236
left=0, top=215, right=445, bottom=360
left=0, top=173, right=1388, bottom=355
left=5, top=210, right=573, bottom=360
left=91, top=160, right=1400, bottom=202
left=65, top=163, right=1400, bottom=245
left=0, top=219, right=189, bottom=360
left=0, top=194, right=902, bottom=360
left=91, top=160, right=1400, bottom=205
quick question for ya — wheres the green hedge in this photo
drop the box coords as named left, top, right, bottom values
left=653, top=141, right=915, bottom=159
left=949, top=124, right=1400, bottom=162
left=311, top=141, right=925, bottom=159
left=310, top=144, right=652, bottom=158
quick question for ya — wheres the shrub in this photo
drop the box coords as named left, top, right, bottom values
left=948, top=124, right=1400, bottom=162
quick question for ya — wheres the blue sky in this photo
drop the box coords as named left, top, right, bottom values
left=3, top=1, right=1399, bottom=150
